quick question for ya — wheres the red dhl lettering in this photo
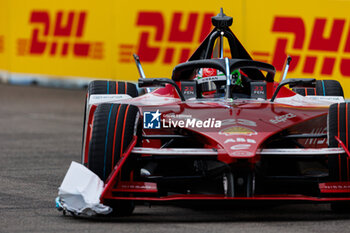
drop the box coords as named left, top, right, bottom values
left=119, top=11, right=214, bottom=63
left=18, top=11, right=104, bottom=59
left=254, top=16, right=350, bottom=80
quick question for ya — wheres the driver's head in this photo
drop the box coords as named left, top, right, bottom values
left=196, top=68, right=247, bottom=98
left=196, top=68, right=226, bottom=98
left=202, top=68, right=217, bottom=77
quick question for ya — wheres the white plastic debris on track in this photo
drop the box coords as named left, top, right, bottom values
left=56, top=161, right=112, bottom=216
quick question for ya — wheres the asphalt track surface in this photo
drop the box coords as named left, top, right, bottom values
left=1, top=83, right=350, bottom=233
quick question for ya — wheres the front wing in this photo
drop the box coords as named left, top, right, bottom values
left=99, top=136, right=350, bottom=204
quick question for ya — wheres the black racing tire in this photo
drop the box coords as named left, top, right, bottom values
left=292, top=87, right=316, bottom=96
left=88, top=103, right=139, bottom=180
left=81, top=81, right=138, bottom=162
left=293, top=80, right=344, bottom=97
left=316, top=80, right=344, bottom=97
left=328, top=103, right=350, bottom=181
left=328, top=103, right=350, bottom=212
left=88, top=103, right=139, bottom=216
left=88, top=80, right=138, bottom=97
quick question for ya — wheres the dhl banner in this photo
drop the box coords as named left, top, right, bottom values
left=0, top=0, right=350, bottom=96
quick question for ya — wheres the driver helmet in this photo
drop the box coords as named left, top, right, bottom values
left=195, top=68, right=244, bottom=98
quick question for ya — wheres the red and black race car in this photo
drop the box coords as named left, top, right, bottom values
left=80, top=10, right=350, bottom=216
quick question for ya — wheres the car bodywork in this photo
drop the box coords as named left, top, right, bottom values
left=81, top=10, right=350, bottom=207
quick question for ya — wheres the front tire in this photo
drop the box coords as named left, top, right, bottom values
left=328, top=102, right=350, bottom=212
left=81, top=81, right=138, bottom=163
left=88, top=103, right=139, bottom=216
left=328, top=103, right=350, bottom=181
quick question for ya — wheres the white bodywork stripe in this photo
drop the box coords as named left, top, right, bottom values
left=132, top=147, right=220, bottom=155
left=258, top=148, right=345, bottom=155
left=89, top=94, right=132, bottom=105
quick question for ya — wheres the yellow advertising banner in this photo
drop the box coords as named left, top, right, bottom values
left=0, top=0, right=9, bottom=73
left=7, top=0, right=113, bottom=78
left=0, top=0, right=350, bottom=96
left=243, top=0, right=350, bottom=98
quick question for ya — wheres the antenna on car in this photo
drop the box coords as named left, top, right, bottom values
left=216, top=8, right=225, bottom=59
left=281, top=56, right=292, bottom=81
left=133, top=54, right=146, bottom=79
left=133, top=54, right=150, bottom=93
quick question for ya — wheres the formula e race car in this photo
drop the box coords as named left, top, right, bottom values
left=76, top=10, right=350, bottom=216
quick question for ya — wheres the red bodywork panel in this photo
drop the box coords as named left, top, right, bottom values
left=85, top=88, right=329, bottom=165
left=132, top=87, right=329, bottom=164
left=83, top=84, right=350, bottom=204
left=319, top=182, right=350, bottom=193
